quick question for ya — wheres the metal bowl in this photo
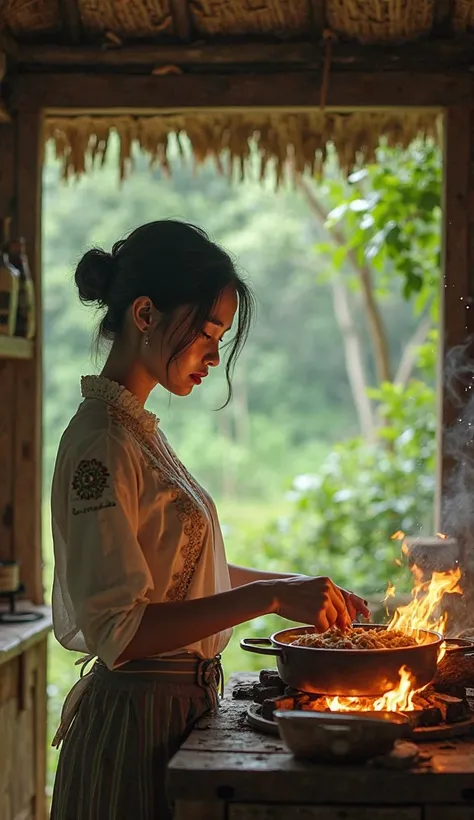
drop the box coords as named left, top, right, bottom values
left=274, top=709, right=410, bottom=764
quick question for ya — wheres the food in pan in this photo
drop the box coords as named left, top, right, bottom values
left=291, top=626, right=418, bottom=651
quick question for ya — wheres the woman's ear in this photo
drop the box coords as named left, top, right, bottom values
left=132, top=297, right=155, bottom=333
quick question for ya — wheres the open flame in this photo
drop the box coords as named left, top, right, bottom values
left=320, top=666, right=417, bottom=713
left=321, top=532, right=462, bottom=714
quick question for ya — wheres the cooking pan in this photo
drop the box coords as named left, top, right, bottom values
left=240, top=624, right=473, bottom=697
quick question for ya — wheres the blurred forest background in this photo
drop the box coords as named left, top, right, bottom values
left=42, top=134, right=440, bottom=791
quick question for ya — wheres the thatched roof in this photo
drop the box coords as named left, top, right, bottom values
left=2, top=0, right=473, bottom=43
left=0, top=1, right=468, bottom=178
left=0, top=0, right=474, bottom=42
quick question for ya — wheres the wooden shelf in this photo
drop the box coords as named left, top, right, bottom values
left=0, top=336, right=34, bottom=360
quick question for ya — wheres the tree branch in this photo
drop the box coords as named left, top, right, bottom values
left=330, top=275, right=376, bottom=441
left=296, top=175, right=392, bottom=384
left=394, top=314, right=432, bottom=387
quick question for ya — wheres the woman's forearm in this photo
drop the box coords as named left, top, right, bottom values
left=117, top=580, right=276, bottom=662
left=228, top=563, right=301, bottom=589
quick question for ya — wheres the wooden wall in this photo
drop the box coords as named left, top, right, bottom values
left=0, top=105, right=43, bottom=604
left=438, top=106, right=474, bottom=530
left=0, top=640, right=47, bottom=820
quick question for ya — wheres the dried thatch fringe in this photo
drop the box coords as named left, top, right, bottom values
left=45, top=111, right=441, bottom=184
left=326, top=0, right=433, bottom=42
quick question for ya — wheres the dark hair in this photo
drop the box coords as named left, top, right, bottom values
left=74, top=219, right=255, bottom=405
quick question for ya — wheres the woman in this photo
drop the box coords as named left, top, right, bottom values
left=50, top=220, right=369, bottom=819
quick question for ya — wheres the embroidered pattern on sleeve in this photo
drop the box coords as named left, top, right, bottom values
left=72, top=459, right=110, bottom=500
left=71, top=458, right=117, bottom=515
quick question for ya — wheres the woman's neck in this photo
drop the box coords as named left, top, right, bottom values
left=100, top=343, right=155, bottom=406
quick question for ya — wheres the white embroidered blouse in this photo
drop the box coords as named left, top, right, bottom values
left=51, top=375, right=233, bottom=669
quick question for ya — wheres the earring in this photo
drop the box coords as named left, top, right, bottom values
left=144, top=335, right=150, bottom=346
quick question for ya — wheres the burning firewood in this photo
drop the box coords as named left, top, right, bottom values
left=259, top=669, right=286, bottom=691
left=401, top=706, right=443, bottom=728
left=232, top=685, right=256, bottom=700
left=261, top=696, right=295, bottom=721
left=253, top=684, right=284, bottom=704
left=430, top=692, right=470, bottom=723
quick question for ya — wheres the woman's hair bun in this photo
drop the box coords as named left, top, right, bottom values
left=74, top=247, right=117, bottom=305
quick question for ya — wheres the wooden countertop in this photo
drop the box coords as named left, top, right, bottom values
left=0, top=603, right=52, bottom=665
left=168, top=673, right=474, bottom=807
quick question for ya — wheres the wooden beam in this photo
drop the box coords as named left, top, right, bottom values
left=0, top=125, right=16, bottom=564
left=13, top=105, right=44, bottom=604
left=308, top=0, right=326, bottom=39
left=12, top=71, right=473, bottom=113
left=437, top=105, right=474, bottom=531
left=170, top=0, right=193, bottom=41
left=432, top=0, right=452, bottom=36
left=16, top=37, right=474, bottom=70
left=0, top=29, right=19, bottom=59
left=58, top=0, right=83, bottom=44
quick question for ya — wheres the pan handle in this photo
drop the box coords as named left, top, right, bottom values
left=240, top=637, right=283, bottom=657
left=444, top=638, right=474, bottom=656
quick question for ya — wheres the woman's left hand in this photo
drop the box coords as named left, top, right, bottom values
left=338, top=587, right=371, bottom=623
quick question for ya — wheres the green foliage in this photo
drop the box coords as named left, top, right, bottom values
left=321, top=142, right=441, bottom=315
left=255, top=143, right=442, bottom=598
left=259, top=372, right=436, bottom=596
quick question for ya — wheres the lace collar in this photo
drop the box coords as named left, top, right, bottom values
left=81, top=375, right=158, bottom=434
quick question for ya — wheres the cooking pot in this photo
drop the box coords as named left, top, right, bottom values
left=240, top=624, right=473, bottom=696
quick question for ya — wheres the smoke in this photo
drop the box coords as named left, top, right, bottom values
left=438, top=341, right=474, bottom=635
left=441, top=342, right=474, bottom=553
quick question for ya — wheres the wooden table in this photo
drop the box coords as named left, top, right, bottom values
left=168, top=673, right=474, bottom=820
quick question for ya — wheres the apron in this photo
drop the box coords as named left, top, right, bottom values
left=50, top=653, right=224, bottom=820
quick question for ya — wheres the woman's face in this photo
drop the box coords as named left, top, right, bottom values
left=147, top=283, right=238, bottom=396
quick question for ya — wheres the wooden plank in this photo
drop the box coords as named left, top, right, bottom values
left=13, top=106, right=44, bottom=604
left=0, top=123, right=16, bottom=562
left=170, top=0, right=193, bottom=41
left=0, top=606, right=52, bottom=667
left=0, top=30, right=19, bottom=59
left=0, top=361, right=14, bottom=560
left=168, top=750, right=474, bottom=803
left=426, top=808, right=474, bottom=820
left=229, top=808, right=421, bottom=820
left=17, top=38, right=474, bottom=70
left=437, top=106, right=474, bottom=530
left=181, top=696, right=286, bottom=754
left=58, top=0, right=84, bottom=44
left=13, top=71, right=473, bottom=114
left=308, top=0, right=327, bottom=38
left=0, top=649, right=38, bottom=820
left=432, top=1, right=452, bottom=35
left=0, top=336, right=34, bottom=360
left=32, top=639, right=47, bottom=820
left=174, top=801, right=225, bottom=820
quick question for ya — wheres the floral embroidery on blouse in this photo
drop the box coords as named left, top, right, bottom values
left=80, top=375, right=208, bottom=602
left=72, top=458, right=110, bottom=501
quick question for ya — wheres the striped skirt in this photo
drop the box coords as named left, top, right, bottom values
left=50, top=655, right=220, bottom=820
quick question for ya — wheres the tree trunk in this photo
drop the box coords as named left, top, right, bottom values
left=296, top=175, right=392, bottom=385
left=330, top=275, right=376, bottom=441
left=394, top=314, right=432, bottom=387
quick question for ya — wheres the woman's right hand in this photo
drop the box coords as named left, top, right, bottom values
left=270, top=575, right=362, bottom=632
